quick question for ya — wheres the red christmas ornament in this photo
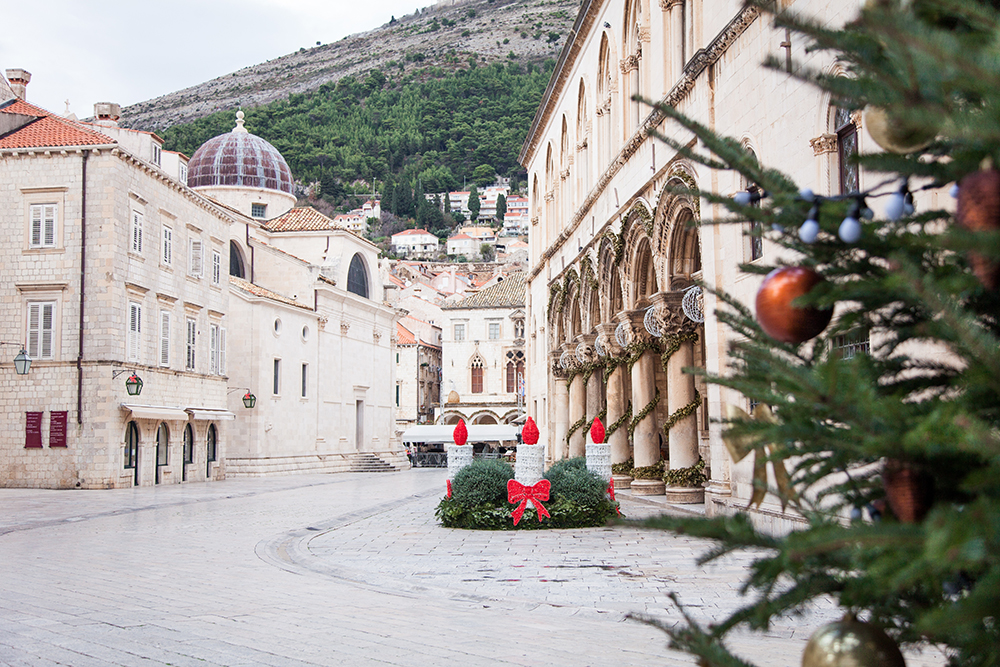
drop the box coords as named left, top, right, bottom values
left=453, top=419, right=468, bottom=446
left=590, top=417, right=605, bottom=444
left=956, top=167, right=1000, bottom=290
left=521, top=417, right=539, bottom=445
left=755, top=266, right=833, bottom=344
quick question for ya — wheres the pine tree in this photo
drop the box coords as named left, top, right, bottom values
left=468, top=184, right=481, bottom=222
left=637, top=1, right=1000, bottom=665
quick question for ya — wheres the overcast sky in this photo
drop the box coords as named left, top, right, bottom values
left=0, top=0, right=429, bottom=118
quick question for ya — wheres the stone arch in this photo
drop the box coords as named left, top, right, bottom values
left=501, top=409, right=521, bottom=424
left=653, top=167, right=700, bottom=289
left=622, top=0, right=647, bottom=132
left=438, top=412, right=463, bottom=425
left=470, top=410, right=501, bottom=425
left=631, top=236, right=657, bottom=308
left=563, top=280, right=582, bottom=343
left=597, top=234, right=624, bottom=322
left=560, top=116, right=572, bottom=225
left=576, top=79, right=590, bottom=198
left=596, top=32, right=619, bottom=168
left=347, top=253, right=369, bottom=299
left=545, top=143, right=556, bottom=244
left=229, top=240, right=247, bottom=279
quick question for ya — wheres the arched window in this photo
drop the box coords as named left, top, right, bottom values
left=506, top=350, right=525, bottom=394
left=124, top=421, right=139, bottom=486
left=347, top=253, right=369, bottom=299
left=155, top=422, right=169, bottom=484
left=230, top=241, right=246, bottom=279
left=742, top=148, right=763, bottom=262
left=471, top=357, right=484, bottom=394
left=206, top=424, right=217, bottom=479
left=835, top=107, right=859, bottom=194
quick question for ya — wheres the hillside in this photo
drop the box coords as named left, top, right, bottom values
left=120, top=0, right=578, bottom=131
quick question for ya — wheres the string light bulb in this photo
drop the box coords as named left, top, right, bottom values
left=839, top=200, right=863, bottom=243
left=799, top=205, right=820, bottom=243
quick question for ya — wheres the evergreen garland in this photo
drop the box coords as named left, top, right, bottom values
left=661, top=390, right=702, bottom=437
left=629, top=387, right=660, bottom=438
left=565, top=414, right=589, bottom=446
left=606, top=400, right=632, bottom=438
left=663, top=457, right=706, bottom=488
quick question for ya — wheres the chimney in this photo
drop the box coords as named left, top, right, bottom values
left=5, top=69, right=31, bottom=100
left=93, top=102, right=121, bottom=126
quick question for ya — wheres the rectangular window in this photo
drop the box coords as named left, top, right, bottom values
left=252, top=203, right=267, bottom=218
left=488, top=322, right=501, bottom=340
left=212, top=250, right=221, bottom=285
left=188, top=239, right=203, bottom=277
left=27, top=301, right=55, bottom=360
left=833, top=330, right=870, bottom=360
left=395, top=384, right=400, bottom=406
left=152, top=144, right=162, bottom=166
left=131, top=211, right=143, bottom=253
left=301, top=363, right=308, bottom=398
left=454, top=323, right=466, bottom=341
left=273, top=359, right=281, bottom=395
left=162, top=226, right=173, bottom=265
left=186, top=318, right=196, bottom=370
left=128, top=302, right=142, bottom=362
left=29, top=204, right=57, bottom=248
left=159, top=311, right=170, bottom=367
left=219, top=327, right=226, bottom=375
left=178, top=163, right=188, bottom=184
left=210, top=324, right=223, bottom=374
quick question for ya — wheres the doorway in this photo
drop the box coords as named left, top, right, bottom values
left=155, top=422, right=169, bottom=484
left=124, top=421, right=139, bottom=486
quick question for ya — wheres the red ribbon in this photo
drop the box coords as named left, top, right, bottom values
left=608, top=479, right=621, bottom=515
left=446, top=479, right=452, bottom=498
left=507, top=479, right=551, bottom=525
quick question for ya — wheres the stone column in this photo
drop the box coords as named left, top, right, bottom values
left=568, top=372, right=586, bottom=458
left=550, top=352, right=570, bottom=462
left=669, top=0, right=685, bottom=84
left=621, top=311, right=664, bottom=496
left=598, top=322, right=631, bottom=489
left=577, top=334, right=603, bottom=432
left=652, top=290, right=704, bottom=504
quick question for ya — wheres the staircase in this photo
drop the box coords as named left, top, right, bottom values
left=349, top=453, right=397, bottom=473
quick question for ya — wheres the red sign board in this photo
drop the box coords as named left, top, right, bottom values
left=25, top=411, right=42, bottom=448
left=49, top=411, right=68, bottom=448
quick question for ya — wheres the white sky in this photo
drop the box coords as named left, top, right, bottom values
left=0, top=0, right=429, bottom=118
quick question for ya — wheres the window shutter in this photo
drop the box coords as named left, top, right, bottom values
left=27, top=303, right=40, bottom=358
left=186, top=319, right=196, bottom=370
left=212, top=251, right=221, bottom=285
left=209, top=324, right=218, bottom=374
left=40, top=303, right=53, bottom=359
left=132, top=212, right=143, bottom=253
left=129, top=303, right=141, bottom=361
left=30, top=206, right=42, bottom=246
left=189, top=240, right=203, bottom=276
left=160, top=311, right=170, bottom=366
left=43, top=206, right=55, bottom=246
left=162, top=227, right=172, bottom=264
left=219, top=327, right=226, bottom=375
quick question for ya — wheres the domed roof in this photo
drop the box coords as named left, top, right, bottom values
left=187, top=111, right=293, bottom=194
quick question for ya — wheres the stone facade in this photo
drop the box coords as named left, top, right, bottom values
left=520, top=0, right=881, bottom=521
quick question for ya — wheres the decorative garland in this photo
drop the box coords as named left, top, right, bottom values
left=663, top=457, right=707, bottom=487
left=565, top=359, right=604, bottom=386
left=611, top=457, right=634, bottom=476
left=606, top=400, right=632, bottom=438
left=627, top=201, right=655, bottom=239
left=606, top=229, right=625, bottom=268
left=629, top=387, right=660, bottom=438
left=667, top=168, right=702, bottom=220
left=566, top=414, right=589, bottom=446
left=662, top=390, right=702, bottom=436
left=631, top=459, right=665, bottom=480
left=595, top=407, right=607, bottom=427
left=548, top=282, right=563, bottom=317
left=580, top=255, right=598, bottom=291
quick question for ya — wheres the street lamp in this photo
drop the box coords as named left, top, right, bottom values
left=112, top=369, right=143, bottom=395
left=13, top=348, right=30, bottom=375
left=242, top=391, right=257, bottom=409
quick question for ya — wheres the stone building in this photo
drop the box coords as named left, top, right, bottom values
left=520, top=0, right=892, bottom=523
left=0, top=77, right=233, bottom=488
left=440, top=272, right=526, bottom=430
left=394, top=315, right=442, bottom=432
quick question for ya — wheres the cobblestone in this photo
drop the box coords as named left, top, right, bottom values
left=0, top=470, right=947, bottom=666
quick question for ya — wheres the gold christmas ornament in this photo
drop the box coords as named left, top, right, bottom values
left=864, top=106, right=936, bottom=154
left=802, top=614, right=906, bottom=667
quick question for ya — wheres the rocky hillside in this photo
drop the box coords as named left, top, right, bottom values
left=121, top=0, right=579, bottom=131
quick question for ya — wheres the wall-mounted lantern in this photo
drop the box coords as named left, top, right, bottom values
left=242, top=391, right=257, bottom=409
left=112, top=369, right=143, bottom=395
left=13, top=348, right=30, bottom=375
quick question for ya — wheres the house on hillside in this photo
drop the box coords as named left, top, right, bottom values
left=391, top=228, right=440, bottom=259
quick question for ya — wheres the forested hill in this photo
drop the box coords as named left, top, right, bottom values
left=120, top=0, right=577, bottom=131
left=158, top=59, right=554, bottom=210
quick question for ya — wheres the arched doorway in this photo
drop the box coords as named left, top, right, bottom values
left=206, top=424, right=217, bottom=480
left=124, top=421, right=139, bottom=486
left=182, top=423, right=194, bottom=482
left=155, top=422, right=169, bottom=484
left=230, top=241, right=246, bottom=279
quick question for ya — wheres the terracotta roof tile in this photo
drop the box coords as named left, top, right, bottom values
left=397, top=323, right=417, bottom=345
left=229, top=276, right=312, bottom=310
left=392, top=228, right=435, bottom=237
left=0, top=99, right=115, bottom=149
left=445, top=272, right=526, bottom=309
left=262, top=207, right=342, bottom=232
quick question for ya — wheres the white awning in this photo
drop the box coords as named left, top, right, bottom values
left=402, top=424, right=519, bottom=444
left=120, top=404, right=189, bottom=421
left=185, top=408, right=237, bottom=421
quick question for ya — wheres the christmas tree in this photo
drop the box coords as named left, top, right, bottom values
left=639, top=0, right=1000, bottom=664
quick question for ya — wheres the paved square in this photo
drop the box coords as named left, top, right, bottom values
left=0, top=471, right=946, bottom=666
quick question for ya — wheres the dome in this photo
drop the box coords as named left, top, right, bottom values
left=187, top=111, right=293, bottom=194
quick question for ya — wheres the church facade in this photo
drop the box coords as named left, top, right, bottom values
left=520, top=0, right=888, bottom=527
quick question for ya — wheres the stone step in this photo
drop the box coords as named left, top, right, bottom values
left=349, top=453, right=397, bottom=473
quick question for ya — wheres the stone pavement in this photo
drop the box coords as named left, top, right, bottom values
left=0, top=470, right=947, bottom=667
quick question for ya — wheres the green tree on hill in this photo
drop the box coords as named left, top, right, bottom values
left=467, top=184, right=481, bottom=222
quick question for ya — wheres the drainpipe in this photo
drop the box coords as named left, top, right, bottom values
left=77, top=151, right=88, bottom=424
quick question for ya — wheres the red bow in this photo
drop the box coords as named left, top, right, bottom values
left=608, top=479, right=621, bottom=515
left=507, top=479, right=551, bottom=525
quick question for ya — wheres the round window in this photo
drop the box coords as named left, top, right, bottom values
left=302, top=325, right=310, bottom=341
left=273, top=318, right=282, bottom=335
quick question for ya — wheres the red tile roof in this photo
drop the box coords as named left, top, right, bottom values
left=229, top=276, right=312, bottom=310
left=0, top=99, right=114, bottom=149
left=445, top=272, right=526, bottom=309
left=263, top=207, right=342, bottom=232
left=397, top=323, right=417, bottom=345
left=392, top=228, right=435, bottom=237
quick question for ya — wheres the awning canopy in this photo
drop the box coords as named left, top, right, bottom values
left=120, top=404, right=189, bottom=421
left=402, top=424, right=519, bottom=444
left=185, top=408, right=236, bottom=421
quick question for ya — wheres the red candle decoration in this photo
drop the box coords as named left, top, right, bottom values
left=521, top=416, right=539, bottom=445
left=453, top=419, right=468, bottom=446
left=590, top=417, right=605, bottom=444
left=755, top=266, right=834, bottom=344
left=956, top=167, right=1000, bottom=290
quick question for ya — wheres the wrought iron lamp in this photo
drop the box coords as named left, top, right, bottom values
left=112, top=369, right=143, bottom=395
left=0, top=342, right=31, bottom=375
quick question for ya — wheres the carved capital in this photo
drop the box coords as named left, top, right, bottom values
left=317, top=316, right=328, bottom=331
left=810, top=133, right=837, bottom=155
left=659, top=0, right=683, bottom=9
left=340, top=321, right=351, bottom=334
left=373, top=328, right=382, bottom=343
left=576, top=138, right=588, bottom=151
left=559, top=168, right=570, bottom=180
left=544, top=191, right=555, bottom=202
left=531, top=215, right=539, bottom=226
left=638, top=26, right=651, bottom=43
left=850, top=109, right=863, bottom=130
left=619, top=55, right=640, bottom=74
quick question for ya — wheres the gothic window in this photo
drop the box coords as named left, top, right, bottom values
left=471, top=356, right=484, bottom=394
left=836, top=107, right=859, bottom=194
left=347, top=253, right=369, bottom=299
left=505, top=350, right=525, bottom=394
